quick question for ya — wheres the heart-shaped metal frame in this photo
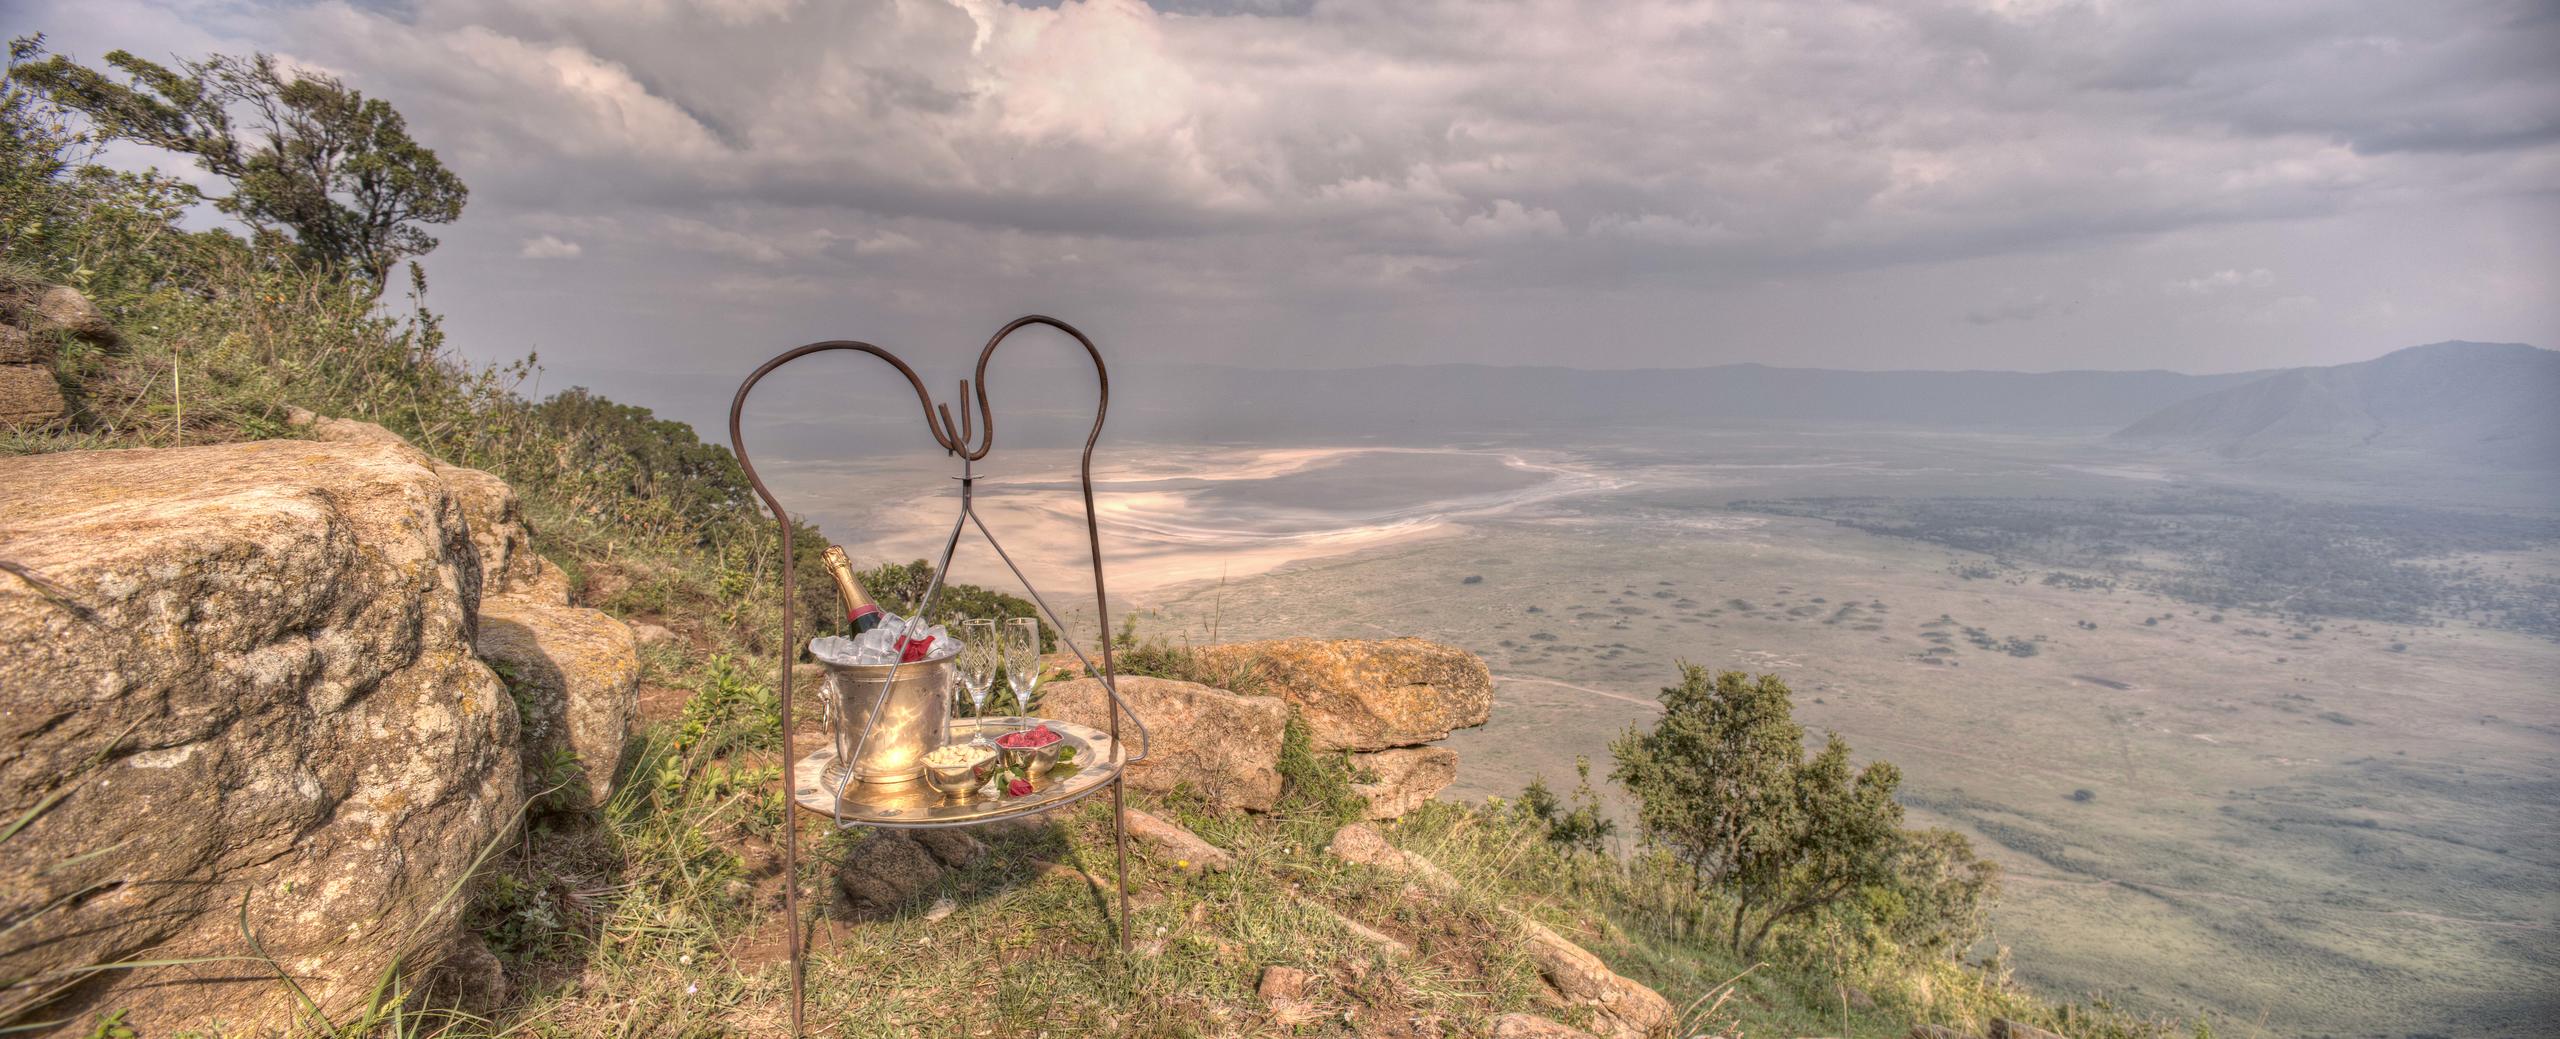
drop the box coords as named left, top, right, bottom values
left=726, top=315, right=1148, bottom=1035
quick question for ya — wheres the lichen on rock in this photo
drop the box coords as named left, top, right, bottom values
left=0, top=436, right=523, bottom=1031
left=1200, top=637, right=1493, bottom=752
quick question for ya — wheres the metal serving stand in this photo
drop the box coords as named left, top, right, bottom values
left=726, top=316, right=1152, bottom=1037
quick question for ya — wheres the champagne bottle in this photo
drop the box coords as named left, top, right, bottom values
left=819, top=545, right=888, bottom=635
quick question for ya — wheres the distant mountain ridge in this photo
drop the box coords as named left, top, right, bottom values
left=2112, top=341, right=2560, bottom=470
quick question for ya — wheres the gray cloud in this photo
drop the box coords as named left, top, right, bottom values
left=14, top=0, right=2556, bottom=430
left=1966, top=295, right=2076, bottom=327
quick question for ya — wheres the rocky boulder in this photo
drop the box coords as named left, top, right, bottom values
left=1515, top=915, right=1676, bottom=1039
left=1041, top=675, right=1288, bottom=811
left=431, top=463, right=546, bottom=598
left=1495, top=1014, right=1601, bottom=1039
left=1124, top=808, right=1236, bottom=872
left=1200, top=637, right=1492, bottom=752
left=0, top=325, right=41, bottom=364
left=0, top=363, right=64, bottom=427
left=0, top=437, right=522, bottom=1031
left=297, top=419, right=635, bottom=805
left=1351, top=746, right=1458, bottom=820
left=21, top=285, right=116, bottom=345
left=834, top=832, right=945, bottom=918
left=476, top=599, right=638, bottom=805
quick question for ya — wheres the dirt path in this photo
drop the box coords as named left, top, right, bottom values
left=1491, top=673, right=1660, bottom=709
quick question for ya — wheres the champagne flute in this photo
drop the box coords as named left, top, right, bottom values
left=1003, top=616, right=1042, bottom=733
left=957, top=618, right=999, bottom=747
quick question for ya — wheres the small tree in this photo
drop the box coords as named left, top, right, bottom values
left=21, top=47, right=465, bottom=296
left=1610, top=665, right=1806, bottom=890
left=1612, top=665, right=1917, bottom=958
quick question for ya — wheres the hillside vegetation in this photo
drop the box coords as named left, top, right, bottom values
left=2, top=39, right=2201, bottom=1039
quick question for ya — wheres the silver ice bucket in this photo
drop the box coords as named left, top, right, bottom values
left=809, top=636, right=955, bottom=790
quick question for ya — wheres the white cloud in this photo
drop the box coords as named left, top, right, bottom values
left=518, top=234, right=583, bottom=259
left=2166, top=268, right=2277, bottom=296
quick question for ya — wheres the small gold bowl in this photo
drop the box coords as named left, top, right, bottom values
left=921, top=749, right=995, bottom=801
left=996, top=737, right=1065, bottom=781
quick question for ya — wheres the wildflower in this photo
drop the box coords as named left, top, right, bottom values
left=686, top=983, right=698, bottom=996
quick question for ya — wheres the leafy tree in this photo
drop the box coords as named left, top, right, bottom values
left=1610, top=665, right=1805, bottom=890
left=1727, top=734, right=1904, bottom=957
left=0, top=36, right=80, bottom=263
left=20, top=46, right=465, bottom=295
left=1, top=35, right=222, bottom=293
left=1612, top=665, right=1920, bottom=958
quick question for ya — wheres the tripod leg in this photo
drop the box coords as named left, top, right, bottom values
left=1113, top=774, right=1132, bottom=952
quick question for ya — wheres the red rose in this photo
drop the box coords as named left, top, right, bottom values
left=1006, top=778, right=1034, bottom=797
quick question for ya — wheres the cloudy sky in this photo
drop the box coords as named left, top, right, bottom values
left=17, top=0, right=2559, bottom=429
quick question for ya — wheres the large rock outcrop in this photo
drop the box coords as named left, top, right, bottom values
left=1202, top=637, right=1492, bottom=752
left=1041, top=675, right=1288, bottom=811
left=0, top=437, right=523, bottom=1031
left=300, top=416, right=635, bottom=806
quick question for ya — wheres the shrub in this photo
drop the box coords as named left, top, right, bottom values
left=1611, top=664, right=1997, bottom=959
left=1520, top=756, right=1616, bottom=855
left=855, top=558, right=1052, bottom=651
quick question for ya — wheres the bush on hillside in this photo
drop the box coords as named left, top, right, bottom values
left=855, top=558, right=1053, bottom=652
left=1611, top=664, right=1999, bottom=959
left=1520, top=756, right=1617, bottom=856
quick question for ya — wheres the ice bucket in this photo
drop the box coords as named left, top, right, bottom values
left=810, top=637, right=955, bottom=789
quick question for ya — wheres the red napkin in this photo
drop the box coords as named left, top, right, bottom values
left=894, top=634, right=935, bottom=663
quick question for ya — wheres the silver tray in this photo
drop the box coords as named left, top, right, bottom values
left=792, top=716, right=1125, bottom=829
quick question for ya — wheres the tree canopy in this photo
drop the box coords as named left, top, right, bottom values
left=20, top=44, right=465, bottom=296
left=1612, top=665, right=1996, bottom=958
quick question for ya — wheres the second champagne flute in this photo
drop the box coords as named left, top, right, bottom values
left=1003, top=616, right=1042, bottom=735
left=958, top=618, right=999, bottom=747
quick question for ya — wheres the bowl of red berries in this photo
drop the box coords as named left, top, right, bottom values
left=994, top=723, right=1067, bottom=781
